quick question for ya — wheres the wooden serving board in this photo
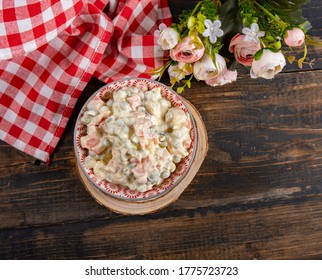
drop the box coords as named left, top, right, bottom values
left=76, top=99, right=208, bottom=215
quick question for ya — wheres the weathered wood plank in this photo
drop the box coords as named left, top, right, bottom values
left=1, top=194, right=322, bottom=259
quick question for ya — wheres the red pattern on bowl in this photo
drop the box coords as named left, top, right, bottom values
left=74, top=78, right=197, bottom=201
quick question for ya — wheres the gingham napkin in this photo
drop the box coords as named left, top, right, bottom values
left=0, top=0, right=171, bottom=162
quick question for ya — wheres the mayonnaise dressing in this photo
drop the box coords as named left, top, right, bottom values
left=80, top=86, right=192, bottom=192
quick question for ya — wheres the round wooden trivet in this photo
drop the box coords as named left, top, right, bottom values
left=76, top=99, right=208, bottom=215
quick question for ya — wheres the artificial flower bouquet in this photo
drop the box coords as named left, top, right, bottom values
left=154, top=0, right=318, bottom=93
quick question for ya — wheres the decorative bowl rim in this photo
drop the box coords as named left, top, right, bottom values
left=74, top=77, right=197, bottom=202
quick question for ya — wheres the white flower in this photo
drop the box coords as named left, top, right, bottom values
left=193, top=53, right=226, bottom=81
left=203, top=19, right=224, bottom=44
left=242, top=23, right=265, bottom=44
left=155, top=23, right=179, bottom=50
left=250, top=49, right=286, bottom=79
left=168, top=63, right=193, bottom=83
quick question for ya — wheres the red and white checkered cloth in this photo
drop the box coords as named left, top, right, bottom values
left=0, top=0, right=171, bottom=162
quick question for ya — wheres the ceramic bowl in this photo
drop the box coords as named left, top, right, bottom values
left=74, top=78, right=197, bottom=201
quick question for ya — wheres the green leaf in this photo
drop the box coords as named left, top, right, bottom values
left=298, top=57, right=304, bottom=68
left=254, top=49, right=264, bottom=61
left=257, top=0, right=311, bottom=26
left=197, top=12, right=206, bottom=23
left=268, top=40, right=282, bottom=50
left=298, top=43, right=307, bottom=68
left=287, top=55, right=296, bottom=64
left=257, top=0, right=311, bottom=13
left=220, top=0, right=240, bottom=35
left=265, top=34, right=276, bottom=42
left=266, top=47, right=280, bottom=53
left=187, top=16, right=196, bottom=30
left=200, top=0, right=220, bottom=21
left=196, top=21, right=205, bottom=34
left=177, top=87, right=184, bottom=94
left=305, top=35, right=322, bottom=46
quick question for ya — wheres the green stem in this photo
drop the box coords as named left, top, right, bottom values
left=302, top=43, right=307, bottom=61
left=191, top=1, right=202, bottom=17
left=253, top=1, right=287, bottom=30
left=157, top=60, right=172, bottom=81
left=305, top=34, right=322, bottom=46
left=260, top=39, right=266, bottom=49
left=182, top=74, right=194, bottom=91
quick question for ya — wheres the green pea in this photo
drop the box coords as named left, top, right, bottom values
left=123, top=139, right=132, bottom=148
left=123, top=167, right=131, bottom=176
left=107, top=126, right=115, bottom=134
left=105, top=116, right=114, bottom=123
left=81, top=116, right=91, bottom=124
left=100, top=137, right=110, bottom=147
left=99, top=105, right=109, bottom=113
left=87, top=109, right=98, bottom=117
left=116, top=119, right=125, bottom=126
left=173, top=155, right=181, bottom=163
left=169, top=163, right=176, bottom=173
left=137, top=106, right=145, bottom=112
left=160, top=170, right=170, bottom=179
left=148, top=170, right=159, bottom=182
left=159, top=141, right=167, bottom=148
left=173, top=141, right=180, bottom=149
left=150, top=125, right=157, bottom=133
left=120, top=101, right=130, bottom=111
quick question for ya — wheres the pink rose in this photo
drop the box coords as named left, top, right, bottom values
left=205, top=69, right=237, bottom=87
left=229, top=34, right=261, bottom=66
left=284, top=28, right=305, bottom=47
left=193, top=53, right=226, bottom=81
left=170, top=35, right=205, bottom=64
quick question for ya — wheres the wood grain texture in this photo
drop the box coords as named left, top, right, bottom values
left=1, top=0, right=322, bottom=260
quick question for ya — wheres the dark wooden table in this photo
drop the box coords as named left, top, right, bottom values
left=1, top=0, right=322, bottom=260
